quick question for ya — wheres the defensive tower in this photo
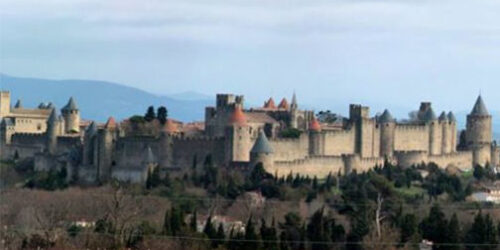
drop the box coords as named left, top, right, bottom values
left=466, top=95, right=492, bottom=166
left=61, top=97, right=80, bottom=133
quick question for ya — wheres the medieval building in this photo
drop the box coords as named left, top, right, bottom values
left=0, top=90, right=499, bottom=183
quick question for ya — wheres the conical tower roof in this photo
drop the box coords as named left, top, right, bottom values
left=447, top=112, right=456, bottom=122
left=251, top=130, right=274, bottom=154
left=46, top=102, right=54, bottom=109
left=38, top=102, right=46, bottom=109
left=47, top=108, right=58, bottom=125
left=264, top=98, right=276, bottom=109
left=14, top=99, right=22, bottom=109
left=86, top=121, right=97, bottom=136
left=229, top=106, right=247, bottom=125
left=470, top=95, right=489, bottom=116
left=62, top=97, right=78, bottom=111
left=422, top=107, right=437, bottom=122
left=291, top=92, right=297, bottom=108
left=379, top=109, right=394, bottom=123
left=145, top=146, right=156, bottom=164
left=309, top=116, right=321, bottom=131
left=439, top=111, right=448, bottom=122
left=278, top=98, right=289, bottom=109
left=104, top=117, right=117, bottom=129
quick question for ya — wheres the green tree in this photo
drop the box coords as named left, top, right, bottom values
left=244, top=215, right=260, bottom=250
left=473, top=165, right=485, bottom=181
left=144, top=106, right=156, bottom=122
left=203, top=215, right=217, bottom=247
left=157, top=106, right=168, bottom=124
left=162, top=209, right=171, bottom=235
left=446, top=213, right=461, bottom=250
left=216, top=223, right=226, bottom=248
left=260, top=218, right=279, bottom=250
left=419, top=204, right=448, bottom=250
left=465, top=212, right=498, bottom=250
left=307, top=208, right=331, bottom=250
left=190, top=210, right=198, bottom=232
left=399, top=213, right=418, bottom=244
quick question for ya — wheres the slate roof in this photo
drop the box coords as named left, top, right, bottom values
left=422, top=108, right=437, bottom=122
left=471, top=95, right=489, bottom=116
left=447, top=112, right=456, bottom=122
left=14, top=99, right=22, bottom=109
left=439, top=111, right=448, bottom=122
left=251, top=130, right=273, bottom=154
left=379, top=109, right=394, bottom=123
left=62, top=97, right=78, bottom=111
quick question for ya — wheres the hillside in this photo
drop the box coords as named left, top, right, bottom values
left=0, top=74, right=211, bottom=122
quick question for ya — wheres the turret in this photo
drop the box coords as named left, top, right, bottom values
left=250, top=130, right=274, bottom=170
left=290, top=92, right=299, bottom=128
left=379, top=109, right=395, bottom=157
left=439, top=111, right=453, bottom=154
left=308, top=116, right=323, bottom=155
left=426, top=107, right=442, bottom=155
left=0, top=91, right=10, bottom=118
left=225, top=106, right=251, bottom=163
left=46, top=108, right=59, bottom=154
left=14, top=99, right=22, bottom=109
left=448, top=112, right=457, bottom=152
left=61, top=97, right=80, bottom=134
left=466, top=95, right=492, bottom=166
left=96, top=117, right=118, bottom=181
left=82, top=121, right=98, bottom=166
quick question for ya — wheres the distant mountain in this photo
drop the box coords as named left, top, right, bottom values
left=0, top=74, right=212, bottom=122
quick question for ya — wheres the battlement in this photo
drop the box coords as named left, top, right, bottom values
left=395, top=124, right=428, bottom=131
left=216, top=94, right=244, bottom=109
left=349, top=104, right=370, bottom=120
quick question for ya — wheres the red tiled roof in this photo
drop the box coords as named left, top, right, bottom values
left=164, top=119, right=179, bottom=133
left=309, top=117, right=321, bottom=131
left=104, top=117, right=117, bottom=129
left=278, top=98, right=289, bottom=109
left=229, top=107, right=247, bottom=125
left=264, top=98, right=276, bottom=109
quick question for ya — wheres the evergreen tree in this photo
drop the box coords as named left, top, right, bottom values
left=157, top=106, right=168, bottom=125
left=400, top=213, right=418, bottom=244
left=150, top=166, right=161, bottom=188
left=465, top=213, right=498, bottom=250
left=170, top=207, right=183, bottom=236
left=190, top=210, right=198, bottom=232
left=244, top=215, right=259, bottom=250
left=203, top=215, right=217, bottom=247
left=144, top=106, right=156, bottom=122
left=473, top=165, right=485, bottom=181
left=216, top=223, right=226, bottom=247
left=162, top=209, right=171, bottom=235
left=419, top=204, right=448, bottom=250
left=145, top=169, right=153, bottom=189
left=260, top=218, right=278, bottom=250
left=446, top=213, right=461, bottom=250
left=307, top=208, right=330, bottom=250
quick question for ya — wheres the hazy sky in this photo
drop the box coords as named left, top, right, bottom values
left=1, top=0, right=499, bottom=116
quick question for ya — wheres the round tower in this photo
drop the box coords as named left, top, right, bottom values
left=61, top=97, right=80, bottom=134
left=46, top=108, right=59, bottom=154
left=439, top=111, right=452, bottom=154
left=250, top=130, right=274, bottom=170
left=308, top=116, right=322, bottom=155
left=379, top=109, right=395, bottom=158
left=466, top=95, right=492, bottom=166
left=423, top=107, right=440, bottom=155
left=448, top=112, right=457, bottom=152
left=224, top=106, right=251, bottom=163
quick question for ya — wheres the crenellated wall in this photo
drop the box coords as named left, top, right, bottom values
left=172, top=135, right=226, bottom=169
left=270, top=155, right=345, bottom=178
left=394, top=124, right=429, bottom=151
left=323, top=129, right=356, bottom=156
left=269, top=134, right=309, bottom=161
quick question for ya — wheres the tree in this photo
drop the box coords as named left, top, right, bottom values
left=144, top=106, right=156, bottom=122
left=190, top=210, right=197, bottom=232
left=465, top=212, right=498, bottom=250
left=203, top=215, right=217, bottom=247
left=419, top=204, right=448, bottom=250
left=473, top=165, right=485, bottom=181
left=307, top=208, right=331, bottom=250
left=243, top=215, right=259, bottom=250
left=157, top=106, right=168, bottom=124
left=260, top=218, right=278, bottom=250
left=162, top=209, right=171, bottom=235
left=446, top=213, right=461, bottom=250
left=399, top=213, right=418, bottom=244
left=169, top=207, right=183, bottom=236
left=216, top=223, right=226, bottom=247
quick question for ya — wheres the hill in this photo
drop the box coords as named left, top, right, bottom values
left=0, top=74, right=212, bottom=122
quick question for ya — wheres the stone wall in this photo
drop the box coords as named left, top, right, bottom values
left=172, top=136, right=226, bottom=170
left=271, top=156, right=345, bottom=178
left=394, top=124, right=429, bottom=151
left=269, top=135, right=309, bottom=161
left=323, top=129, right=356, bottom=156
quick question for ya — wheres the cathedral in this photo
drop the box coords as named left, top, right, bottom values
left=0, top=90, right=499, bottom=183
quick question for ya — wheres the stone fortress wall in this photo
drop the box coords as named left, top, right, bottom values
left=1, top=90, right=499, bottom=183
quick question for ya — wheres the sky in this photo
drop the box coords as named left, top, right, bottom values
left=1, top=0, right=499, bottom=117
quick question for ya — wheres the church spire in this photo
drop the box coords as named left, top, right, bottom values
left=290, top=92, right=298, bottom=110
